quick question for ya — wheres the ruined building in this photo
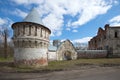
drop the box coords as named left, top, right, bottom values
left=89, top=24, right=120, bottom=57
left=12, top=8, right=51, bottom=67
left=48, top=40, right=77, bottom=61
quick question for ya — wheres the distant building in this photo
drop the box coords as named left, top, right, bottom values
left=89, top=24, right=120, bottom=57
left=12, top=8, right=51, bottom=67
left=53, top=40, right=61, bottom=48
left=48, top=40, right=77, bottom=61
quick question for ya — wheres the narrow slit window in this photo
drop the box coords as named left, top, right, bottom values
left=35, top=26, right=37, bottom=36
left=29, top=25, right=31, bottom=35
left=115, top=31, right=118, bottom=38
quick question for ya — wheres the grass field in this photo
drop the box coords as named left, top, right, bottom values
left=0, top=58, right=120, bottom=72
left=45, top=58, right=120, bottom=70
left=0, top=57, right=13, bottom=62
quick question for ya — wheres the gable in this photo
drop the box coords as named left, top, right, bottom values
left=57, top=40, right=76, bottom=52
left=56, top=40, right=77, bottom=60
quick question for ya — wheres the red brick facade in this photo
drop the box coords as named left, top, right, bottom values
left=89, top=24, right=108, bottom=50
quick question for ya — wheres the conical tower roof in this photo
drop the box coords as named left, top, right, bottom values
left=23, top=8, right=43, bottom=25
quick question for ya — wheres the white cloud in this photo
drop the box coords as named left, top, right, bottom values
left=72, top=37, right=92, bottom=43
left=0, top=18, right=7, bottom=31
left=11, top=0, right=44, bottom=5
left=72, top=30, right=78, bottom=33
left=71, top=0, right=113, bottom=27
left=11, top=0, right=117, bottom=36
left=109, top=15, right=120, bottom=26
left=12, top=9, right=27, bottom=18
left=42, top=14, right=63, bottom=36
left=0, top=17, right=14, bottom=43
left=0, top=18, right=6, bottom=25
left=66, top=28, right=71, bottom=31
left=0, top=17, right=14, bottom=33
left=40, top=0, right=117, bottom=36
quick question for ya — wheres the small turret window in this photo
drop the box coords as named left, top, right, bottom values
left=35, top=26, right=37, bottom=36
left=23, top=25, right=25, bottom=35
left=29, top=25, right=31, bottom=35
left=41, top=28, right=42, bottom=37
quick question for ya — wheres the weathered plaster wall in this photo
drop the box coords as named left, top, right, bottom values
left=77, top=50, right=107, bottom=58
left=48, top=51, right=57, bottom=61
left=14, top=48, right=48, bottom=67
left=12, top=22, right=51, bottom=67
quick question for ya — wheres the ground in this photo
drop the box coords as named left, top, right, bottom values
left=0, top=65, right=120, bottom=80
left=0, top=58, right=120, bottom=80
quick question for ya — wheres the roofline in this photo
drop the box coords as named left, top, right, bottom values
left=109, top=26, right=120, bottom=28
left=57, top=39, right=77, bottom=52
left=12, top=22, right=51, bottom=34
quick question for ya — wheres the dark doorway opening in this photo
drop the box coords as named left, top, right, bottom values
left=64, top=51, right=72, bottom=60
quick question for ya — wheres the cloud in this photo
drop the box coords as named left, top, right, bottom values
left=72, top=30, right=78, bottom=33
left=0, top=18, right=7, bottom=31
left=0, top=17, right=14, bottom=35
left=72, top=37, right=92, bottom=43
left=66, top=28, right=71, bottom=31
left=42, top=13, right=63, bottom=36
left=109, top=15, right=120, bottom=26
left=0, top=18, right=6, bottom=25
left=11, top=0, right=44, bottom=5
left=11, top=0, right=117, bottom=37
left=0, top=17, right=14, bottom=43
left=11, top=9, right=27, bottom=18
left=70, top=0, right=114, bottom=27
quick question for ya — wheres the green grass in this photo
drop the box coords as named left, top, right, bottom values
left=0, top=58, right=120, bottom=72
left=41, top=58, right=120, bottom=70
left=0, top=57, right=13, bottom=62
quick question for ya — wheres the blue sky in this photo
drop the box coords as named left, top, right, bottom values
left=0, top=0, right=120, bottom=44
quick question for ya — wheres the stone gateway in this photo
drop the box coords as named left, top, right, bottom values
left=48, top=40, right=77, bottom=61
left=12, top=8, right=51, bottom=68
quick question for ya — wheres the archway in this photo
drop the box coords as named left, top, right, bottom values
left=63, top=50, right=72, bottom=60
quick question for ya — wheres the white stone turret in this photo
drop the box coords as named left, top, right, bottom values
left=12, top=8, right=51, bottom=68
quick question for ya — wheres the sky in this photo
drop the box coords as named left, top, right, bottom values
left=0, top=0, right=120, bottom=44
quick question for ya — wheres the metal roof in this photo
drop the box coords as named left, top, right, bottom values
left=23, top=8, right=44, bottom=25
left=48, top=45, right=57, bottom=51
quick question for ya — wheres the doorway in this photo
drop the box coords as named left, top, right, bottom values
left=63, top=51, right=72, bottom=60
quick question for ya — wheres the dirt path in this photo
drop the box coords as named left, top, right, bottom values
left=0, top=66, right=120, bottom=80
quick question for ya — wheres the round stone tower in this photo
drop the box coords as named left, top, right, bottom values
left=12, top=8, right=51, bottom=68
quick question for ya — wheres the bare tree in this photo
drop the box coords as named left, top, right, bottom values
left=74, top=42, right=88, bottom=50
left=4, top=29, right=8, bottom=58
left=74, top=42, right=82, bottom=50
left=0, top=28, right=9, bottom=58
